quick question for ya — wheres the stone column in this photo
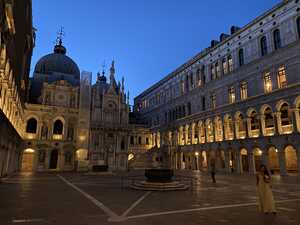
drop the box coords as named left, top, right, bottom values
left=248, top=151, right=256, bottom=175
left=260, top=115, right=266, bottom=136
left=224, top=151, right=230, bottom=173
left=246, top=118, right=252, bottom=138
left=295, top=109, right=300, bottom=133
left=296, top=150, right=300, bottom=176
left=235, top=150, right=242, bottom=174
left=276, top=112, right=282, bottom=135
left=278, top=150, right=287, bottom=176
left=292, top=109, right=298, bottom=133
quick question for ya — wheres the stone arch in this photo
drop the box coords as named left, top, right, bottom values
left=253, top=148, right=263, bottom=172
left=214, top=116, right=223, bottom=142
left=248, top=109, right=260, bottom=137
left=235, top=111, right=246, bottom=139
left=261, top=105, right=275, bottom=136
left=26, top=117, right=38, bottom=134
left=21, top=148, right=36, bottom=172
left=240, top=148, right=249, bottom=173
left=268, top=146, right=279, bottom=174
left=223, top=114, right=234, bottom=140
left=205, top=119, right=214, bottom=142
left=199, top=120, right=206, bottom=143
left=284, top=145, right=298, bottom=173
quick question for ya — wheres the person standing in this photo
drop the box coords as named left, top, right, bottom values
left=210, top=158, right=216, bottom=183
left=256, top=164, right=276, bottom=214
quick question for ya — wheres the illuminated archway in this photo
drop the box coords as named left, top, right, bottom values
left=284, top=145, right=298, bottom=173
left=21, top=148, right=35, bottom=172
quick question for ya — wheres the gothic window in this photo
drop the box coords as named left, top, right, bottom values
left=53, top=119, right=63, bottom=135
left=222, top=58, right=228, bottom=75
left=228, top=55, right=233, bottom=72
left=264, top=72, right=272, bottom=93
left=240, top=81, right=248, bottom=100
left=260, top=36, right=268, bottom=56
left=297, top=17, right=300, bottom=38
left=277, top=66, right=287, bottom=88
left=210, top=64, right=216, bottom=80
left=215, top=62, right=221, bottom=78
left=273, top=29, right=281, bottom=50
left=238, top=48, right=244, bottom=66
left=228, top=86, right=236, bottom=104
left=280, top=103, right=291, bottom=126
left=26, top=118, right=37, bottom=133
left=265, top=107, right=274, bottom=128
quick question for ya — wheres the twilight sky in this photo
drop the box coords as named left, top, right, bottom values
left=32, top=0, right=280, bottom=104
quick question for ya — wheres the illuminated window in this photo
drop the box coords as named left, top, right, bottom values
left=26, top=118, right=37, bottom=133
left=228, top=55, right=233, bottom=72
left=222, top=58, right=228, bottom=75
left=238, top=48, right=244, bottom=66
left=240, top=81, right=248, bottom=100
left=261, top=36, right=268, bottom=56
left=264, top=72, right=272, bottom=93
left=228, top=86, right=236, bottom=104
left=211, top=94, right=216, bottom=109
left=277, top=66, right=287, bottom=88
left=297, top=17, right=300, bottom=38
left=273, top=29, right=281, bottom=50
left=196, top=69, right=201, bottom=86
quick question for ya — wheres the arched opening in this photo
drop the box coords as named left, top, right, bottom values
left=273, top=29, right=281, bottom=50
left=284, top=145, right=298, bottom=173
left=260, top=36, right=268, bottom=56
left=49, top=149, right=58, bottom=169
left=238, top=48, right=244, bottom=66
left=219, top=150, right=225, bottom=169
left=26, top=118, right=37, bottom=133
left=228, top=55, right=233, bottom=72
left=254, top=148, right=263, bottom=172
left=214, top=117, right=223, bottom=142
left=240, top=148, right=249, bottom=173
left=21, top=148, right=35, bottom=172
left=280, top=103, right=293, bottom=134
left=249, top=110, right=260, bottom=137
left=229, top=150, right=235, bottom=173
left=53, top=119, right=63, bottom=134
left=268, top=147, right=279, bottom=174
left=264, top=107, right=275, bottom=136
left=202, top=151, right=207, bottom=169
left=224, top=115, right=234, bottom=140
left=199, top=121, right=206, bottom=143
left=206, top=119, right=214, bottom=142
left=236, top=113, right=246, bottom=139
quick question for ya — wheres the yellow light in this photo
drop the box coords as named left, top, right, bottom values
left=128, top=154, right=134, bottom=161
left=258, top=150, right=262, bottom=155
left=24, top=148, right=35, bottom=153
left=195, top=152, right=199, bottom=156
left=275, top=149, right=278, bottom=153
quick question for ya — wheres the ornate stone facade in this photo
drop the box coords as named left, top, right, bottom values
left=134, top=0, right=300, bottom=175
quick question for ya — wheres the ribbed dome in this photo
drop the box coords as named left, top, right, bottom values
left=34, top=44, right=80, bottom=79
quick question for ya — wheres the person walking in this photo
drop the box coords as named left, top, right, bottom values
left=210, top=158, right=216, bottom=183
left=256, top=164, right=276, bottom=214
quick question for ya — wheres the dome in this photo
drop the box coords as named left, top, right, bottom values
left=34, top=42, right=80, bottom=79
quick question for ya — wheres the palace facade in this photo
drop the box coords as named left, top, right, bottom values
left=134, top=0, right=300, bottom=175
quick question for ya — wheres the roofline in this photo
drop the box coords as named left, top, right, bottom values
left=135, top=0, right=288, bottom=100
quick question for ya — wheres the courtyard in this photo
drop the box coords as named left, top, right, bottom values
left=1, top=171, right=300, bottom=225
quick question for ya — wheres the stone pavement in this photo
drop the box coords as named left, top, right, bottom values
left=0, top=171, right=300, bottom=225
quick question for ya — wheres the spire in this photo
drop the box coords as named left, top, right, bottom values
left=54, top=27, right=66, bottom=54
left=121, top=76, right=125, bottom=93
left=127, top=91, right=130, bottom=104
left=109, top=60, right=117, bottom=87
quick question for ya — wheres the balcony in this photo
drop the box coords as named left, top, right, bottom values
left=250, top=129, right=260, bottom=138
left=281, top=124, right=293, bottom=134
left=265, top=127, right=275, bottom=136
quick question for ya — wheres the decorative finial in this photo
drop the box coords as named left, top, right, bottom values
left=56, top=27, right=65, bottom=46
left=121, top=76, right=125, bottom=92
left=101, top=60, right=106, bottom=75
left=110, top=60, right=115, bottom=75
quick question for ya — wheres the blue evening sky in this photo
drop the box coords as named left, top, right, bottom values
left=32, top=0, right=280, bottom=103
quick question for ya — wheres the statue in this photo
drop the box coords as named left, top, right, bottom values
left=41, top=123, right=48, bottom=140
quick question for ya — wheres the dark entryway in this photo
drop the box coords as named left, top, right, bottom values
left=49, top=149, right=58, bottom=169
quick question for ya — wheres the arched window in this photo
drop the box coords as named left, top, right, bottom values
left=222, top=58, right=228, bottom=75
left=264, top=107, right=274, bottom=128
left=26, top=118, right=37, bottom=133
left=238, top=49, right=244, bottom=66
left=53, top=120, right=63, bottom=135
left=280, top=103, right=291, bottom=126
left=273, top=29, right=281, bottom=50
left=297, top=17, right=300, bottom=38
left=228, top=55, right=233, bottom=72
left=260, top=36, right=268, bottom=56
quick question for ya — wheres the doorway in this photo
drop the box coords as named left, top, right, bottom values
left=49, top=149, right=58, bottom=169
left=21, top=149, right=35, bottom=171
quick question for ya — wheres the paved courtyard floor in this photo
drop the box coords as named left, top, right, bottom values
left=1, top=171, right=300, bottom=225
